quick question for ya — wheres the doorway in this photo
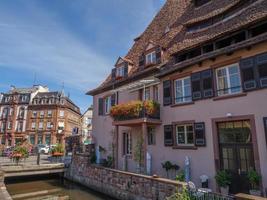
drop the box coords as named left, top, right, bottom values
left=217, top=120, right=255, bottom=194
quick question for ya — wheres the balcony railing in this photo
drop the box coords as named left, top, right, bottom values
left=110, top=100, right=160, bottom=121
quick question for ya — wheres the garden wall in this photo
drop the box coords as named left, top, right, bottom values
left=65, top=154, right=186, bottom=200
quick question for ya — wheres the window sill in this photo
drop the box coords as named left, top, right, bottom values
left=213, top=92, right=247, bottom=101
left=171, top=101, right=194, bottom=108
left=172, top=146, right=198, bottom=150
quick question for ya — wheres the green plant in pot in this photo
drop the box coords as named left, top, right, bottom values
left=247, top=170, right=261, bottom=196
left=11, top=145, right=29, bottom=165
left=215, top=170, right=231, bottom=195
left=51, top=143, right=64, bottom=157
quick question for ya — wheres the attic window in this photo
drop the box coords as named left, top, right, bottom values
left=194, top=0, right=211, bottom=7
left=146, top=51, right=156, bottom=65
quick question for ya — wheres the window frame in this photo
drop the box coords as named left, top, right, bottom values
left=215, top=63, right=242, bottom=96
left=145, top=51, right=156, bottom=65
left=123, top=132, right=132, bottom=156
left=116, top=66, right=125, bottom=78
left=147, top=127, right=156, bottom=145
left=175, top=124, right=195, bottom=147
left=104, top=96, right=112, bottom=114
left=174, top=76, right=192, bottom=104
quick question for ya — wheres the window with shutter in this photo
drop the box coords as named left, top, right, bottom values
left=111, top=94, right=116, bottom=106
left=263, top=117, right=267, bottom=150
left=139, top=54, right=145, bottom=68
left=194, top=122, right=206, bottom=146
left=155, top=47, right=162, bottom=64
left=240, top=57, right=257, bottom=91
left=111, top=68, right=116, bottom=81
left=124, top=63, right=128, bottom=77
left=191, top=72, right=202, bottom=100
left=202, top=69, right=214, bottom=98
left=163, top=80, right=172, bottom=106
left=164, top=125, right=173, bottom=146
left=256, top=53, right=267, bottom=88
left=98, top=98, right=104, bottom=116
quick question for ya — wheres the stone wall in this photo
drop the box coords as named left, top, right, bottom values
left=0, top=170, right=12, bottom=200
left=65, top=154, right=186, bottom=200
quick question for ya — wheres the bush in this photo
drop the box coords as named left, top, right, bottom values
left=215, top=170, right=231, bottom=188
left=51, top=143, right=64, bottom=154
left=247, top=170, right=261, bottom=190
left=176, top=170, right=185, bottom=182
left=166, top=186, right=190, bottom=200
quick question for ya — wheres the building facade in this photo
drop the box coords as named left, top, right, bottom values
left=81, top=106, right=93, bottom=143
left=0, top=85, right=49, bottom=146
left=27, top=92, right=81, bottom=146
left=87, top=0, right=267, bottom=196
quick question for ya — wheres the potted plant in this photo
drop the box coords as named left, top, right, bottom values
left=11, top=145, right=29, bottom=165
left=162, top=161, right=173, bottom=178
left=51, top=143, right=64, bottom=157
left=176, top=170, right=185, bottom=182
left=215, top=170, right=231, bottom=195
left=247, top=170, right=261, bottom=196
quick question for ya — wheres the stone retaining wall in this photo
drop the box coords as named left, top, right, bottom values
left=65, top=154, right=186, bottom=200
left=0, top=170, right=12, bottom=200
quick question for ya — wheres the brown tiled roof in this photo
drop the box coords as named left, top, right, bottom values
left=87, top=0, right=267, bottom=95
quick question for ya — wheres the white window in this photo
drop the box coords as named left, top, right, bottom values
left=47, top=122, right=52, bottom=129
left=31, top=122, right=36, bottom=130
left=174, top=77, right=192, bottom=104
left=40, top=111, right=44, bottom=118
left=32, top=111, right=37, bottom=118
left=123, top=132, right=132, bottom=155
left=9, top=108, right=13, bottom=116
left=176, top=124, right=194, bottom=146
left=116, top=66, right=125, bottom=77
left=145, top=51, right=156, bottom=65
left=216, top=64, right=241, bottom=96
left=17, top=122, right=23, bottom=132
left=59, top=110, right=64, bottom=117
left=47, top=110, right=52, bottom=117
left=104, top=96, right=111, bottom=114
left=7, top=122, right=12, bottom=130
left=38, top=122, right=43, bottom=130
left=144, top=88, right=150, bottom=100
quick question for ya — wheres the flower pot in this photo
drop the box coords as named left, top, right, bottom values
left=249, top=189, right=261, bottom=196
left=220, top=186, right=229, bottom=195
left=52, top=152, right=64, bottom=157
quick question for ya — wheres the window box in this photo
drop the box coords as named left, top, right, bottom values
left=110, top=100, right=160, bottom=121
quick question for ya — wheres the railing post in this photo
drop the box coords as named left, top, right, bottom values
left=37, top=152, right=40, bottom=165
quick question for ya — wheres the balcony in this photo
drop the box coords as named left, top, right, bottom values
left=110, top=100, right=161, bottom=126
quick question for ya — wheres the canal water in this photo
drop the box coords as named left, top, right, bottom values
left=5, top=175, right=115, bottom=200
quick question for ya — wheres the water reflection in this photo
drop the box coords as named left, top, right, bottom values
left=5, top=175, right=115, bottom=200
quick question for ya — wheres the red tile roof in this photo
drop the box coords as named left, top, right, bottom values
left=87, top=0, right=267, bottom=95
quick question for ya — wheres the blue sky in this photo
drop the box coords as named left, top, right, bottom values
left=0, top=0, right=165, bottom=113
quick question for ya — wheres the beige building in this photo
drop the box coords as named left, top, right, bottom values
left=87, top=0, right=267, bottom=196
left=27, top=91, right=81, bottom=145
left=81, top=106, right=93, bottom=143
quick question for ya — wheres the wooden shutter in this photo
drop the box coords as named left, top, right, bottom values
left=111, top=68, right=116, bottom=81
left=201, top=69, right=214, bottom=98
left=163, top=80, right=172, bottom=106
left=124, top=62, right=128, bottom=77
left=111, top=94, right=116, bottom=106
left=194, top=122, right=206, bottom=146
left=191, top=72, right=202, bottom=100
left=98, top=98, right=104, bottom=116
left=155, top=46, right=162, bottom=64
left=256, top=53, right=267, bottom=88
left=139, top=54, right=145, bottom=69
left=164, top=125, right=173, bottom=146
left=263, top=117, right=267, bottom=149
left=240, top=57, right=258, bottom=91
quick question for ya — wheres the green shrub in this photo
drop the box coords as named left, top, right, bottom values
left=215, top=170, right=231, bottom=188
left=176, top=170, right=185, bottom=182
left=247, top=170, right=261, bottom=190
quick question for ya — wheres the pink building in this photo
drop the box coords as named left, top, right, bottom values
left=87, top=0, right=267, bottom=196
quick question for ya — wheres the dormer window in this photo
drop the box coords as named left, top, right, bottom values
left=146, top=51, right=156, bottom=65
left=139, top=43, right=162, bottom=68
left=112, top=57, right=130, bottom=81
left=116, top=66, right=125, bottom=78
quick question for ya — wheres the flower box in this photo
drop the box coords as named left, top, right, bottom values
left=52, top=152, right=64, bottom=157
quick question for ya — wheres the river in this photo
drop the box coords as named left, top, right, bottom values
left=5, top=175, right=115, bottom=200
